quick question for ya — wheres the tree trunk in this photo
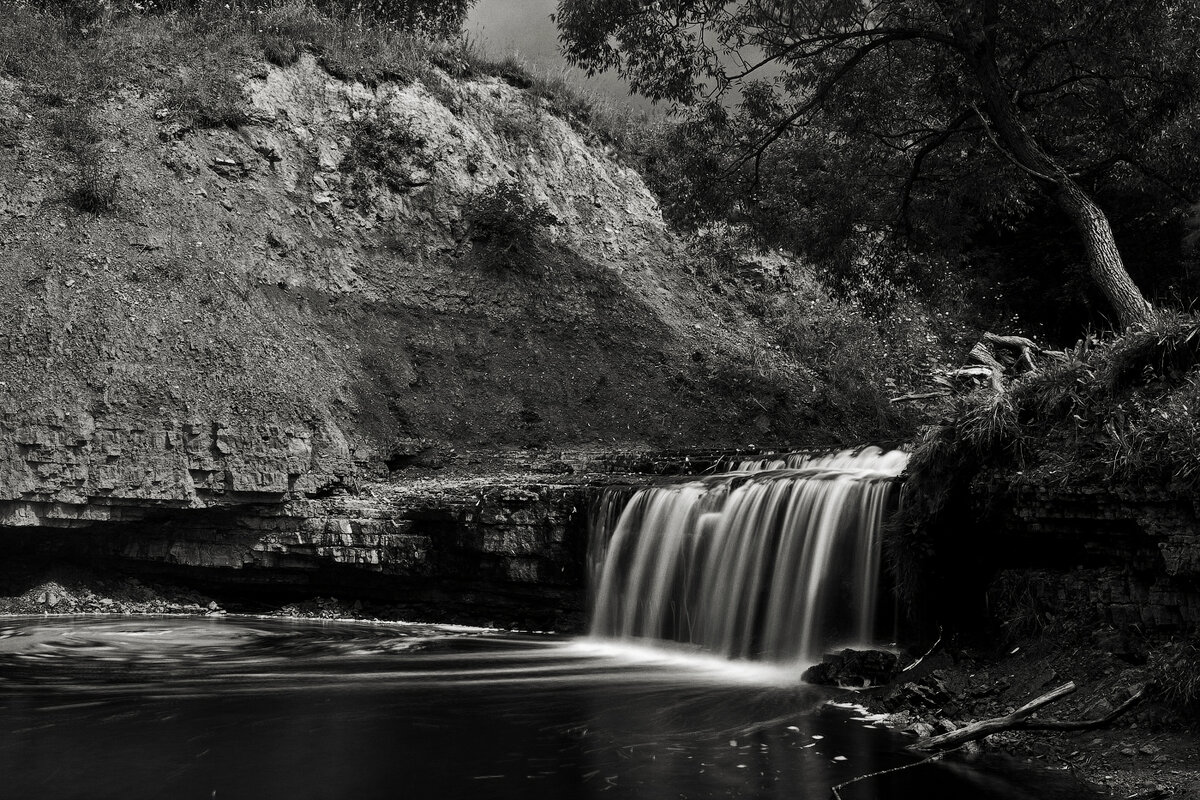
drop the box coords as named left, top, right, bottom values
left=1054, top=182, right=1156, bottom=329
left=949, top=4, right=1157, bottom=329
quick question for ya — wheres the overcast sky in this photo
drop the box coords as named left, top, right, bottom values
left=465, top=0, right=656, bottom=110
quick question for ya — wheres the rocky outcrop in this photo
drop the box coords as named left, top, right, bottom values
left=0, top=475, right=609, bottom=629
left=0, top=46, right=829, bottom=525
left=0, top=409, right=354, bottom=517
left=976, top=479, right=1200, bottom=629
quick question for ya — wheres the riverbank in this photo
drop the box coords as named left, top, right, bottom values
left=847, top=626, right=1200, bottom=799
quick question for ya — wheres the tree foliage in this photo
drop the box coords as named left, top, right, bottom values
left=558, top=0, right=1200, bottom=329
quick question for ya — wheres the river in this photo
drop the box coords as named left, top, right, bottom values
left=0, top=616, right=1097, bottom=799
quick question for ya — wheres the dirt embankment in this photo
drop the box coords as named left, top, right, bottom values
left=2, top=30, right=926, bottom=531
left=838, top=630, right=1200, bottom=799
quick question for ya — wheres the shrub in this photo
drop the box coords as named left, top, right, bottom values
left=166, top=67, right=249, bottom=127
left=33, top=0, right=474, bottom=39
left=334, top=0, right=473, bottom=40
left=473, top=52, right=657, bottom=155
left=463, top=181, right=556, bottom=274
left=342, top=110, right=429, bottom=206
left=257, top=1, right=336, bottom=66
left=69, top=151, right=119, bottom=212
left=1099, top=313, right=1200, bottom=392
left=493, top=105, right=545, bottom=148
left=43, top=0, right=109, bottom=30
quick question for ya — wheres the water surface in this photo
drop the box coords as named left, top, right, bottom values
left=0, top=616, right=1095, bottom=799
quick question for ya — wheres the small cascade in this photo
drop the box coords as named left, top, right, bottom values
left=588, top=446, right=907, bottom=664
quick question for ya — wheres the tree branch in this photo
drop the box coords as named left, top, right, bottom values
left=898, top=109, right=976, bottom=233
left=969, top=102, right=1057, bottom=183
left=909, top=681, right=1147, bottom=753
left=728, top=31, right=956, bottom=175
left=724, top=25, right=957, bottom=80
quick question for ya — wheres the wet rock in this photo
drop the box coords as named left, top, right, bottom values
left=802, top=649, right=900, bottom=688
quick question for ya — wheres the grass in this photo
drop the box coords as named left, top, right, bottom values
left=1148, top=638, right=1200, bottom=707
left=886, top=311, right=1200, bottom=631
left=166, top=66, right=250, bottom=127
left=463, top=180, right=556, bottom=275
left=902, top=312, right=1200, bottom=491
left=50, top=104, right=119, bottom=212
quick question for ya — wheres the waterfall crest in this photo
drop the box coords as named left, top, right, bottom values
left=588, top=446, right=907, bottom=664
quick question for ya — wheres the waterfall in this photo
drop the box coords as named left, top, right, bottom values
left=588, top=446, right=908, bottom=664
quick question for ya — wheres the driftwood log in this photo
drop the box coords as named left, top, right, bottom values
left=908, top=680, right=1147, bottom=753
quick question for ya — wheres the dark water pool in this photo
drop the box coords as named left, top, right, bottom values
left=0, top=617, right=1095, bottom=800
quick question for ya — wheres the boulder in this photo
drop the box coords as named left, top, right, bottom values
left=802, top=648, right=901, bottom=688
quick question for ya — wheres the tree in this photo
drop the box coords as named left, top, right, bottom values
left=557, top=0, right=1200, bottom=329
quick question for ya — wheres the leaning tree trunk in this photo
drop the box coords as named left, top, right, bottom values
left=1054, top=182, right=1157, bottom=328
left=950, top=5, right=1157, bottom=329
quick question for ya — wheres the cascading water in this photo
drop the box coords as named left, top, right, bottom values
left=588, top=446, right=908, bottom=664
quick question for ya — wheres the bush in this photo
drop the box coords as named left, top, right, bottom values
left=166, top=67, right=249, bottom=127
left=1100, top=314, right=1200, bottom=392
left=69, top=152, right=119, bottom=212
left=463, top=181, right=556, bottom=274
left=29, top=0, right=474, bottom=39
left=342, top=110, right=429, bottom=206
left=43, top=0, right=109, bottom=30
left=257, top=1, right=337, bottom=66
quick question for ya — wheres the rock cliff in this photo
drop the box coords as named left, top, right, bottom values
left=0, top=46, right=790, bottom=528
left=975, top=477, right=1200, bottom=630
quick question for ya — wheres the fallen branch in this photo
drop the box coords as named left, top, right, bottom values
left=900, top=632, right=943, bottom=672
left=909, top=681, right=1147, bottom=753
left=969, top=342, right=1006, bottom=370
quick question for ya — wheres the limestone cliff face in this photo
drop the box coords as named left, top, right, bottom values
left=975, top=478, right=1200, bottom=630
left=0, top=50, right=765, bottom=529
left=3, top=474, right=599, bottom=628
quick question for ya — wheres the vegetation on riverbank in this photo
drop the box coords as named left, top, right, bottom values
left=900, top=312, right=1200, bottom=507
left=884, top=314, right=1200, bottom=720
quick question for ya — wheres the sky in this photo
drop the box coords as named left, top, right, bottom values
left=465, top=0, right=656, bottom=110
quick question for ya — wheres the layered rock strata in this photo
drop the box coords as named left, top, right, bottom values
left=977, top=480, right=1200, bottom=629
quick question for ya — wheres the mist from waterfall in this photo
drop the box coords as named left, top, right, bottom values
left=588, top=447, right=908, bottom=664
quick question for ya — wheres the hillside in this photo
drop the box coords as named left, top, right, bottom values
left=0, top=10, right=948, bottom=518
